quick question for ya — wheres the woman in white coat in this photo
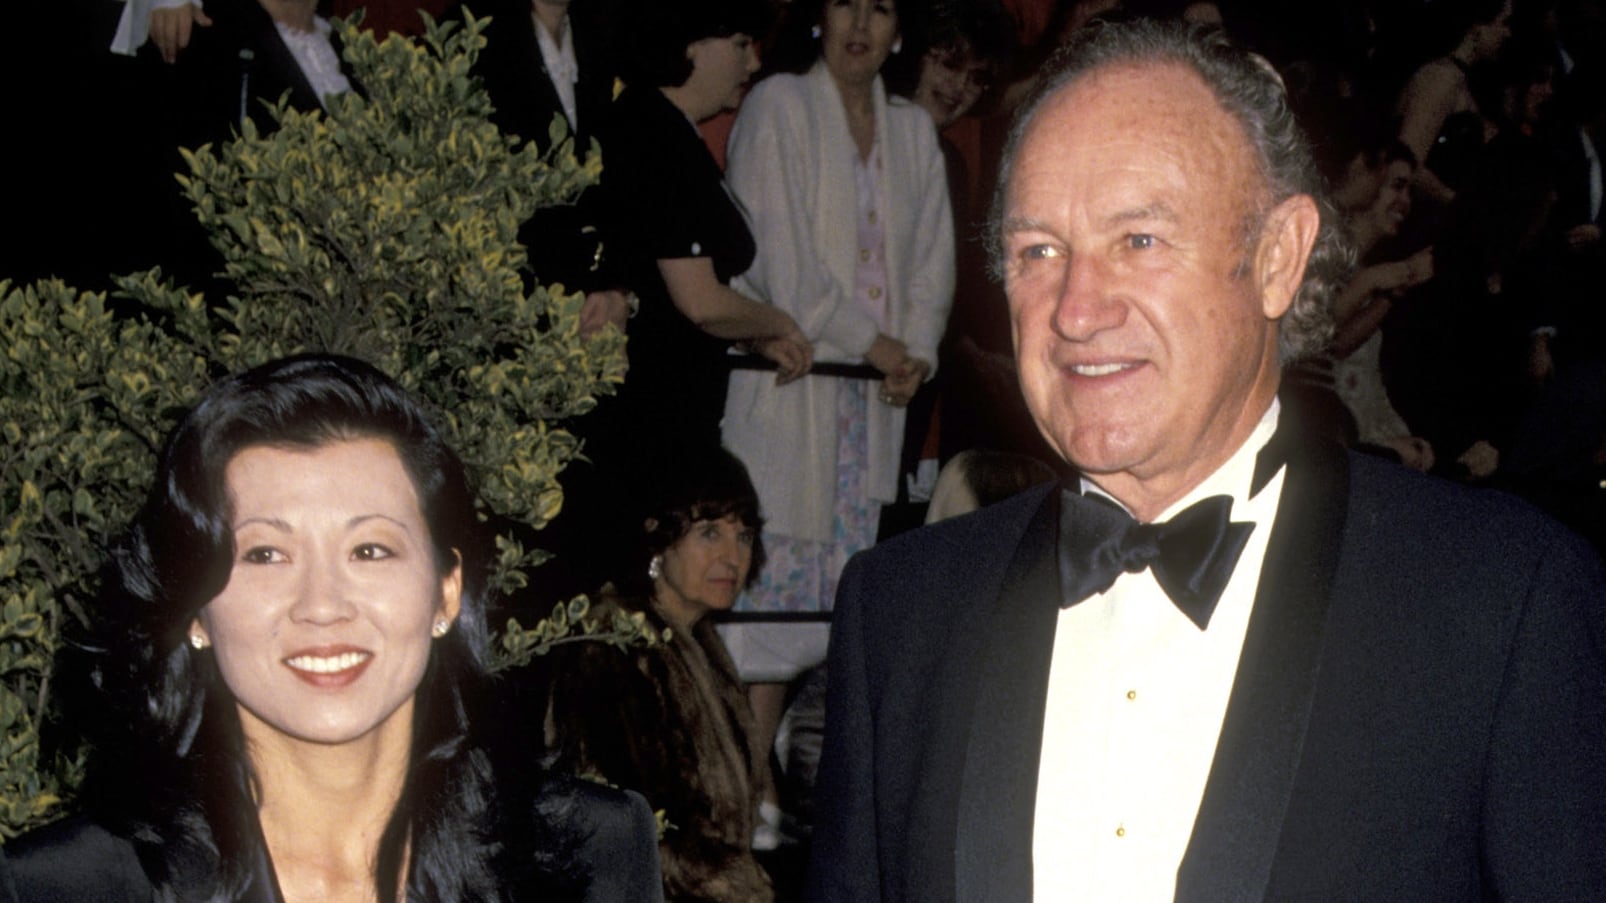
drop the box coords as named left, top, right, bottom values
left=719, top=0, right=954, bottom=757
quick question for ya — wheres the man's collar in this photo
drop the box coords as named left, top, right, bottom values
left=1079, top=399, right=1282, bottom=522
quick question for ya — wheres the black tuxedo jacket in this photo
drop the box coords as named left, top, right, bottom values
left=463, top=0, right=618, bottom=151
left=806, top=437, right=1606, bottom=901
left=156, top=0, right=357, bottom=149
left=140, top=0, right=360, bottom=293
left=458, top=0, right=622, bottom=293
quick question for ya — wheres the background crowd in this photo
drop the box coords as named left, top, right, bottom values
left=4, top=0, right=1604, bottom=900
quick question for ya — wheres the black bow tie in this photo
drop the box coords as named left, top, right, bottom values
left=1057, top=491, right=1254, bottom=630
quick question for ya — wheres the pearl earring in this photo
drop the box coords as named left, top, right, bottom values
left=648, top=555, right=663, bottom=581
left=432, top=618, right=449, bottom=638
left=891, top=37, right=902, bottom=54
left=810, top=24, right=822, bottom=39
left=189, top=633, right=207, bottom=650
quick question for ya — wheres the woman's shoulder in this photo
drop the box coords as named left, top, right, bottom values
left=884, top=93, right=940, bottom=142
left=749, top=69, right=812, bottom=95
left=607, top=85, right=682, bottom=132
left=503, top=775, right=665, bottom=903
left=529, top=773, right=660, bottom=842
left=0, top=815, right=152, bottom=903
left=738, top=71, right=817, bottom=120
left=1400, top=57, right=1469, bottom=107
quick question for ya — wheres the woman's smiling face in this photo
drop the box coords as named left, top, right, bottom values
left=191, top=438, right=460, bottom=748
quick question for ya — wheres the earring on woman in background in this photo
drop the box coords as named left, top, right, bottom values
left=648, top=555, right=663, bottom=581
left=811, top=24, right=822, bottom=39
left=891, top=37, right=902, bottom=53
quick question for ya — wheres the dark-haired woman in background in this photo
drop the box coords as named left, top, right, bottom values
left=881, top=0, right=1039, bottom=473
left=1394, top=0, right=1514, bottom=212
left=560, top=0, right=813, bottom=594
left=598, top=0, right=814, bottom=449
left=883, top=0, right=1013, bottom=134
left=544, top=446, right=776, bottom=903
left=0, top=355, right=661, bottom=903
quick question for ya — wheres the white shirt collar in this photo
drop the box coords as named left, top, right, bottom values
left=273, top=16, right=351, bottom=108
left=1080, top=398, right=1281, bottom=523
left=533, top=10, right=580, bottom=129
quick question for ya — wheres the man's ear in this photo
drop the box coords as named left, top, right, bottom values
left=1254, top=193, right=1320, bottom=320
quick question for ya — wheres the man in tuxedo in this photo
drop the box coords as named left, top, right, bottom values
left=804, top=19, right=1606, bottom=902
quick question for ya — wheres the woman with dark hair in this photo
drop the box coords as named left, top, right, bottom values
left=0, top=354, right=662, bottom=902
left=551, top=0, right=812, bottom=598
left=1394, top=0, right=1514, bottom=208
left=596, top=0, right=813, bottom=449
left=543, top=446, right=776, bottom=903
left=882, top=0, right=1013, bottom=130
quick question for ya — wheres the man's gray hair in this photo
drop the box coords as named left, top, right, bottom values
left=987, top=18, right=1351, bottom=362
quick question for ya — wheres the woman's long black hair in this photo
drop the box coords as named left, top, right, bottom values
left=623, top=0, right=774, bottom=89
left=61, top=354, right=504, bottom=902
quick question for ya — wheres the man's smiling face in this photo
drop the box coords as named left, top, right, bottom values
left=999, top=61, right=1293, bottom=516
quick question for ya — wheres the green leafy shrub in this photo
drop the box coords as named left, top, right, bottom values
left=0, top=280, right=209, bottom=838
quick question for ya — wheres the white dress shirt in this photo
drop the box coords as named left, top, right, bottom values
left=1033, top=401, right=1285, bottom=901
left=533, top=11, right=579, bottom=131
left=1581, top=127, right=1602, bottom=225
left=273, top=17, right=351, bottom=107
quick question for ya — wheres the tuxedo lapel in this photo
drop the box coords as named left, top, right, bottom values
left=477, top=1, right=572, bottom=146
left=950, top=490, right=1063, bottom=902
left=568, top=12, right=613, bottom=146
left=1176, top=433, right=1349, bottom=901
left=236, top=0, right=325, bottom=116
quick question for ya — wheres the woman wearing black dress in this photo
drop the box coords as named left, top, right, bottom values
left=597, top=0, right=813, bottom=448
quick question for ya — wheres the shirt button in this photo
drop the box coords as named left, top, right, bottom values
left=1126, top=690, right=1137, bottom=701
left=859, top=248, right=870, bottom=262
left=1115, top=825, right=1126, bottom=838
left=868, top=286, right=882, bottom=300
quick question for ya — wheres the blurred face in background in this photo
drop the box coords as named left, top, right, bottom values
left=652, top=514, right=755, bottom=630
left=1519, top=68, right=1556, bottom=126
left=1469, top=0, right=1514, bottom=62
left=1363, top=158, right=1413, bottom=239
left=913, top=42, right=994, bottom=128
left=822, top=0, right=900, bottom=89
left=685, top=32, right=763, bottom=116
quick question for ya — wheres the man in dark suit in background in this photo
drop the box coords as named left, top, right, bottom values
left=805, top=18, right=1606, bottom=902
left=466, top=0, right=630, bottom=329
left=460, top=0, right=638, bottom=600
